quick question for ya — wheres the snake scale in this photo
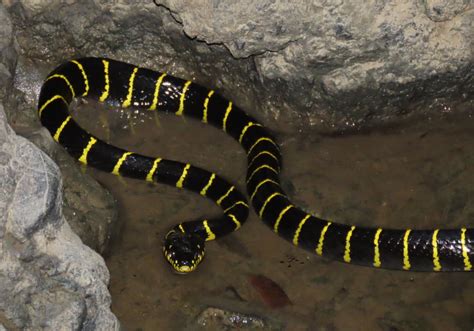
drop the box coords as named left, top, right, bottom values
left=38, top=57, right=473, bottom=272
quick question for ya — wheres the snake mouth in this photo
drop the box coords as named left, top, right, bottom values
left=164, top=251, right=203, bottom=274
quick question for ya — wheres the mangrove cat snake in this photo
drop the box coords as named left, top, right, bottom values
left=37, top=57, right=473, bottom=273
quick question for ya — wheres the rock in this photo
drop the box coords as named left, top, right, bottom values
left=196, top=307, right=266, bottom=329
left=27, top=123, right=118, bottom=255
left=0, top=4, right=17, bottom=100
left=8, top=0, right=472, bottom=132
left=0, top=102, right=120, bottom=329
left=155, top=0, right=473, bottom=130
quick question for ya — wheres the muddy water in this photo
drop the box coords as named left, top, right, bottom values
left=73, top=101, right=473, bottom=331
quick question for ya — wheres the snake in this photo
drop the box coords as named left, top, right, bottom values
left=37, top=57, right=473, bottom=272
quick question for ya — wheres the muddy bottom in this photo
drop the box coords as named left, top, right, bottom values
left=74, top=101, right=473, bottom=331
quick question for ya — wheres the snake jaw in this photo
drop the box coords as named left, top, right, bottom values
left=163, top=229, right=205, bottom=274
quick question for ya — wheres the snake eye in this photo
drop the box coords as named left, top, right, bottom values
left=164, top=230, right=205, bottom=274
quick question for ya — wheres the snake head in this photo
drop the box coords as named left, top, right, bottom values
left=163, top=229, right=205, bottom=274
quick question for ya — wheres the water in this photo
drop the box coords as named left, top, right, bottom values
left=73, top=100, right=473, bottom=330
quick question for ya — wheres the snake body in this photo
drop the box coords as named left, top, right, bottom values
left=38, top=57, right=473, bottom=272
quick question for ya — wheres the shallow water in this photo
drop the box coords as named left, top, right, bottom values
left=73, top=101, right=473, bottom=330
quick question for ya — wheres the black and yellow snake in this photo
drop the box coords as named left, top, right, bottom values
left=38, top=57, right=473, bottom=272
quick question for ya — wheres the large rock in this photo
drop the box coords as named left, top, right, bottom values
left=155, top=0, right=473, bottom=129
left=6, top=0, right=472, bottom=132
left=0, top=103, right=119, bottom=330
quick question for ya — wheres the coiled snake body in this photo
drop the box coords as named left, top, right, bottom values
left=38, top=57, right=473, bottom=272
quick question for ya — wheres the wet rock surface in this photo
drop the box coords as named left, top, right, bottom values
left=101, top=99, right=473, bottom=329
